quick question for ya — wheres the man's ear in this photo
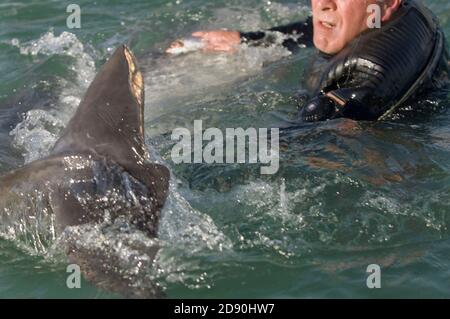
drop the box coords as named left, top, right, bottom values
left=381, top=0, right=402, bottom=22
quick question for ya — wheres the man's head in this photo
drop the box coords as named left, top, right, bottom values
left=312, top=0, right=402, bottom=54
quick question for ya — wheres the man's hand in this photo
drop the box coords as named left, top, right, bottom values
left=192, top=30, right=241, bottom=52
left=166, top=30, right=241, bottom=54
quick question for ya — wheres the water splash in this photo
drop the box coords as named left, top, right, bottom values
left=9, top=30, right=96, bottom=164
left=15, top=30, right=95, bottom=87
left=9, top=110, right=64, bottom=163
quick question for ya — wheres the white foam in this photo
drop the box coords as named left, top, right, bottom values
left=9, top=110, right=64, bottom=163
left=143, top=39, right=292, bottom=122
left=159, top=179, right=233, bottom=253
left=18, top=30, right=95, bottom=87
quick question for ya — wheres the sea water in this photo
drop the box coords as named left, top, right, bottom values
left=0, top=0, right=450, bottom=298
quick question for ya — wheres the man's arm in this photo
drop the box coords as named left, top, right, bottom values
left=167, top=17, right=314, bottom=54
left=240, top=17, right=314, bottom=52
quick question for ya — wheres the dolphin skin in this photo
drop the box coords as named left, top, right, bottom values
left=0, top=45, right=170, bottom=298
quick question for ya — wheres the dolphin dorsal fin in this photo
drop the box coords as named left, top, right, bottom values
left=52, top=45, right=149, bottom=174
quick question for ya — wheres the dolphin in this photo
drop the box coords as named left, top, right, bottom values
left=0, top=45, right=170, bottom=297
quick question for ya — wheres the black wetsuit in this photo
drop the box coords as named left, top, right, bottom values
left=240, top=0, right=450, bottom=122
left=240, top=17, right=314, bottom=53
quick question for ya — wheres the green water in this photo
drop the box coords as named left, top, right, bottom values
left=1, top=0, right=450, bottom=298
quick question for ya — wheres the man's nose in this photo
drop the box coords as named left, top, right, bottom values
left=316, top=0, right=337, bottom=11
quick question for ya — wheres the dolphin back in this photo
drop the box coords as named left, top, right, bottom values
left=51, top=45, right=169, bottom=206
left=0, top=45, right=170, bottom=298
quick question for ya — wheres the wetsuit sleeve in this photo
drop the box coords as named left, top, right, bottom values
left=299, top=88, right=383, bottom=122
left=240, top=16, right=314, bottom=52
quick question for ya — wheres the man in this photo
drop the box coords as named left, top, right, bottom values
left=167, top=0, right=449, bottom=122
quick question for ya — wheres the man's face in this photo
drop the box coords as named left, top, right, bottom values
left=311, top=0, right=380, bottom=54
